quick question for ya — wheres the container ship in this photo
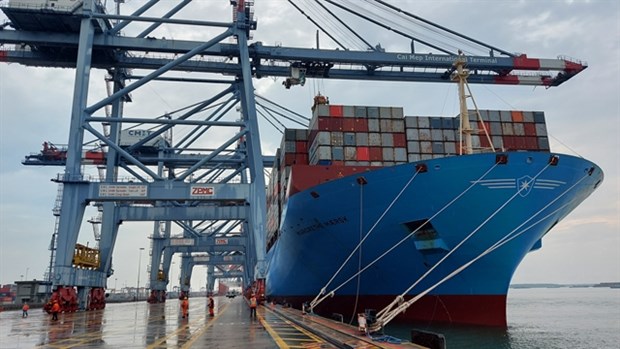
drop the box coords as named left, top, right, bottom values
left=264, top=95, right=603, bottom=327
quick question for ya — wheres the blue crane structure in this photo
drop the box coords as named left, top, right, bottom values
left=0, top=0, right=586, bottom=310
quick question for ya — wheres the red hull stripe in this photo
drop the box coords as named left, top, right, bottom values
left=271, top=294, right=508, bottom=327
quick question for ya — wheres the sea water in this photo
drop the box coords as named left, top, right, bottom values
left=383, top=287, right=620, bottom=349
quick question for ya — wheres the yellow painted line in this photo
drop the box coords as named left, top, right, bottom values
left=258, top=311, right=290, bottom=348
left=261, top=306, right=327, bottom=345
left=180, top=302, right=230, bottom=349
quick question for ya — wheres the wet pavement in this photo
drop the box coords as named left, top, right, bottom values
left=0, top=296, right=337, bottom=349
left=0, top=296, right=426, bottom=348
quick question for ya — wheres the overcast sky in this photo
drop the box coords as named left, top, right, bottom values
left=0, top=0, right=618, bottom=292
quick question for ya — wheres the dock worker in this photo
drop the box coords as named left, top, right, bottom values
left=208, top=295, right=215, bottom=316
left=181, top=297, right=189, bottom=319
left=357, top=313, right=367, bottom=333
left=22, top=302, right=29, bottom=318
left=249, top=293, right=257, bottom=319
left=51, top=300, right=60, bottom=321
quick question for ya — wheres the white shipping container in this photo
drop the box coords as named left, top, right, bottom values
left=379, top=107, right=392, bottom=118
left=381, top=133, right=393, bottom=147
left=344, top=147, right=357, bottom=160
left=418, top=129, right=432, bottom=141
left=442, top=129, right=456, bottom=141
left=408, top=153, right=421, bottom=162
left=535, top=123, right=548, bottom=136
left=394, top=148, right=407, bottom=161
left=331, top=132, right=344, bottom=146
left=380, top=119, right=392, bottom=132
left=382, top=148, right=394, bottom=161
left=513, top=123, right=525, bottom=136
left=343, top=105, right=355, bottom=117
left=417, top=117, right=430, bottom=128
left=406, top=128, right=419, bottom=141
left=501, top=123, right=514, bottom=135
left=368, top=133, right=381, bottom=146
left=368, top=119, right=380, bottom=132
left=404, top=116, right=418, bottom=128
left=316, top=146, right=332, bottom=160
left=407, top=141, right=420, bottom=153
left=392, top=119, right=405, bottom=132
left=355, top=133, right=369, bottom=146
left=420, top=141, right=432, bottom=154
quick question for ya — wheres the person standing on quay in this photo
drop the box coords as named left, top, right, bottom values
left=181, top=297, right=189, bottom=319
left=249, top=293, right=257, bottom=319
left=22, top=302, right=29, bottom=318
left=208, top=295, right=215, bottom=317
left=51, top=300, right=60, bottom=321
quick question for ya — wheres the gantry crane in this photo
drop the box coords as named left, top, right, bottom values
left=0, top=0, right=585, bottom=310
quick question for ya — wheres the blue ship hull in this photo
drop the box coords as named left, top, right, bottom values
left=265, top=152, right=603, bottom=326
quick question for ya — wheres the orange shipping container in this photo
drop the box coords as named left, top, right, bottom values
left=511, top=111, right=524, bottom=122
left=329, top=105, right=343, bottom=117
left=357, top=147, right=370, bottom=161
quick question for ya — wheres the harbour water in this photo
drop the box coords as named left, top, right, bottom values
left=384, top=287, right=620, bottom=348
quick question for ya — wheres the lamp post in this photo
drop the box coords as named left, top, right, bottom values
left=136, top=247, right=145, bottom=301
left=114, top=278, right=118, bottom=293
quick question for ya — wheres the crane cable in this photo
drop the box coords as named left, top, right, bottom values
left=288, top=0, right=348, bottom=50
left=373, top=166, right=593, bottom=330
left=309, top=160, right=500, bottom=312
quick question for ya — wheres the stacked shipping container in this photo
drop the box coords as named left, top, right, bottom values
left=308, top=104, right=409, bottom=166
left=265, top=102, right=551, bottom=249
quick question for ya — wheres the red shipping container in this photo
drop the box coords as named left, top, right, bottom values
left=511, top=111, right=524, bottom=122
left=296, top=141, right=308, bottom=153
left=354, top=118, right=369, bottom=132
left=369, top=147, right=383, bottom=161
left=393, top=133, right=407, bottom=147
left=308, top=129, right=318, bottom=145
left=514, top=136, right=526, bottom=149
left=502, top=136, right=516, bottom=149
left=524, top=136, right=538, bottom=149
left=329, top=105, right=343, bottom=117
left=295, top=153, right=309, bottom=164
left=343, top=119, right=356, bottom=132
left=357, top=147, right=370, bottom=161
left=331, top=118, right=343, bottom=131
left=480, top=135, right=491, bottom=148
left=523, top=123, right=537, bottom=136
left=477, top=121, right=491, bottom=133
left=318, top=118, right=330, bottom=131
left=284, top=153, right=296, bottom=165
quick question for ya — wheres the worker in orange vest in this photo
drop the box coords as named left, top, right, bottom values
left=208, top=295, right=215, bottom=316
left=249, top=293, right=257, bottom=319
left=51, top=300, right=60, bottom=321
left=180, top=297, right=189, bottom=318
left=21, top=302, right=29, bottom=318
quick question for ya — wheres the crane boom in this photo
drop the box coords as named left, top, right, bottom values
left=0, top=32, right=586, bottom=87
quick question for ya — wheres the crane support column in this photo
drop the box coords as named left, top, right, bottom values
left=53, top=0, right=104, bottom=299
left=236, top=30, right=268, bottom=281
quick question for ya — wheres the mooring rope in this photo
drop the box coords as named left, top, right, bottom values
left=373, top=162, right=592, bottom=329
left=308, top=166, right=423, bottom=311
left=376, top=161, right=552, bottom=321
left=310, top=160, right=499, bottom=312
